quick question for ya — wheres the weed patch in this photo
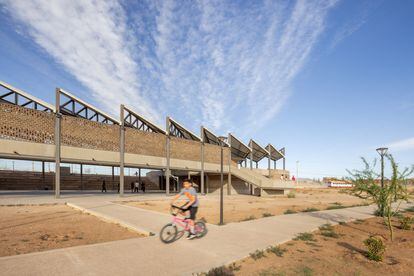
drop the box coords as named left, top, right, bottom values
left=364, top=236, right=385, bottom=262
left=250, top=249, right=266, bottom=260
left=294, top=232, right=316, bottom=242
left=302, top=208, right=319, bottom=212
left=284, top=209, right=297, bottom=214
left=262, top=212, right=273, bottom=217
left=267, top=245, right=287, bottom=257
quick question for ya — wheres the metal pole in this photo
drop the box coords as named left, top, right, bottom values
left=268, top=152, right=271, bottom=178
left=165, top=117, right=171, bottom=196
left=200, top=126, right=205, bottom=195
left=119, top=105, right=125, bottom=196
left=283, top=157, right=286, bottom=170
left=219, top=145, right=224, bottom=225
left=54, top=88, right=61, bottom=198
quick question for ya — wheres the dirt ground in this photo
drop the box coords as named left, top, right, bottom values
left=124, top=188, right=369, bottom=224
left=225, top=210, right=414, bottom=276
left=0, top=204, right=144, bottom=257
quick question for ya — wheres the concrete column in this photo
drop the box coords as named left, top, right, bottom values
left=119, top=105, right=125, bottom=196
left=206, top=174, right=209, bottom=194
left=165, top=117, right=171, bottom=196
left=54, top=88, right=61, bottom=198
left=227, top=133, right=232, bottom=195
left=250, top=150, right=253, bottom=170
left=283, top=157, right=286, bottom=170
left=42, top=161, right=45, bottom=188
left=80, top=164, right=83, bottom=190
left=200, top=126, right=205, bottom=194
left=268, top=147, right=271, bottom=177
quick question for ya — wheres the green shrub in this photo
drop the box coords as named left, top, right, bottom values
left=318, top=224, right=334, bottom=231
left=405, top=206, right=414, bottom=212
left=399, top=216, right=413, bottom=230
left=262, top=212, right=273, bottom=217
left=228, top=262, right=241, bottom=272
left=326, top=205, right=346, bottom=210
left=287, top=191, right=296, bottom=198
left=241, top=215, right=256, bottom=221
left=318, top=223, right=339, bottom=238
left=302, top=208, right=319, bottom=212
left=353, top=219, right=364, bottom=224
left=364, top=236, right=385, bottom=262
left=250, top=249, right=265, bottom=260
left=284, top=209, right=297, bottom=214
left=205, top=266, right=234, bottom=276
left=300, top=266, right=314, bottom=276
left=294, top=232, right=316, bottom=242
left=338, top=221, right=347, bottom=225
left=267, top=245, right=287, bottom=257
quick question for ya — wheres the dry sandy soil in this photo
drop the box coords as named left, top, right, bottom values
left=0, top=204, right=144, bottom=257
left=216, top=210, right=414, bottom=276
left=124, top=189, right=369, bottom=224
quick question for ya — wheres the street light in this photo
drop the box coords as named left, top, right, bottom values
left=376, top=147, right=388, bottom=215
left=376, top=147, right=388, bottom=189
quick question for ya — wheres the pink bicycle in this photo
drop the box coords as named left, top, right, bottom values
left=159, top=205, right=207, bottom=243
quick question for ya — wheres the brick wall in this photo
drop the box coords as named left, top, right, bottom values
left=170, top=136, right=201, bottom=161
left=125, top=128, right=166, bottom=157
left=0, top=103, right=54, bottom=144
left=61, top=115, right=119, bottom=151
left=204, top=143, right=230, bottom=164
left=0, top=170, right=160, bottom=191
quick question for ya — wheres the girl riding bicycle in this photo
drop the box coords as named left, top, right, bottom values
left=171, top=179, right=198, bottom=240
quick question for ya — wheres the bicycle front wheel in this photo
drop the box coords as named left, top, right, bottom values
left=159, top=223, right=178, bottom=243
left=195, top=221, right=207, bottom=238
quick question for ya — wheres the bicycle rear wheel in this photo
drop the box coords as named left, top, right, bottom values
left=160, top=223, right=178, bottom=243
left=195, top=221, right=207, bottom=238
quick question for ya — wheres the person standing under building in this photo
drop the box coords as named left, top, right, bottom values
left=101, top=180, right=107, bottom=193
left=134, top=181, right=139, bottom=193
left=141, top=182, right=146, bottom=193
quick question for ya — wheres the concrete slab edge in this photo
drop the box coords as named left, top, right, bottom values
left=66, top=202, right=155, bottom=236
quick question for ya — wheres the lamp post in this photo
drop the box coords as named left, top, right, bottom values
left=376, top=147, right=388, bottom=215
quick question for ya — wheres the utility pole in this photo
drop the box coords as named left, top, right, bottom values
left=219, top=143, right=224, bottom=225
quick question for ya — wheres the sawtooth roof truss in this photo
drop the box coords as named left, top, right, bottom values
left=123, top=106, right=166, bottom=134
left=249, top=139, right=269, bottom=162
left=265, top=144, right=285, bottom=161
left=229, top=133, right=251, bottom=162
left=168, top=117, right=201, bottom=141
left=0, top=81, right=54, bottom=112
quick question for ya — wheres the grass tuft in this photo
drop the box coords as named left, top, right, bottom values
left=284, top=209, right=297, bottom=214
left=241, top=215, right=256, bottom=221
left=262, top=212, right=273, bottom=217
left=267, top=245, right=287, bottom=257
left=302, top=207, right=319, bottom=213
left=294, top=232, right=316, bottom=242
left=249, top=249, right=266, bottom=260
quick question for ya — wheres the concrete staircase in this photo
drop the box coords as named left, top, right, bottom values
left=231, top=167, right=294, bottom=191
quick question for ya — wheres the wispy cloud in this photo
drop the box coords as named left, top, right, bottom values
left=2, top=0, right=160, bottom=122
left=387, top=137, right=414, bottom=152
left=3, top=0, right=339, bottom=137
left=329, top=0, right=383, bottom=50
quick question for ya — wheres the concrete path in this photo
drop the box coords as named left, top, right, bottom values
left=2, top=201, right=412, bottom=276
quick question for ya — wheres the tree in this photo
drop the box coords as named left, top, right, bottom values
left=347, top=155, right=413, bottom=241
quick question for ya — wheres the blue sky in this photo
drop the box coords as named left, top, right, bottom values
left=0, top=0, right=413, bottom=178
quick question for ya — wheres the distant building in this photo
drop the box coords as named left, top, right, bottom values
left=323, top=177, right=353, bottom=188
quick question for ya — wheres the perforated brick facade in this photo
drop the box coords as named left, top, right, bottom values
left=170, top=136, right=201, bottom=161
left=0, top=103, right=55, bottom=144
left=125, top=128, right=166, bottom=157
left=61, top=115, right=119, bottom=151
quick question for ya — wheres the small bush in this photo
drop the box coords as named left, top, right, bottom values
left=294, top=232, right=316, bottom=242
left=205, top=266, right=234, bottom=276
left=318, top=223, right=339, bottom=238
left=302, top=208, right=319, bottom=212
left=364, top=236, right=385, bottom=262
left=241, top=215, right=256, bottom=221
left=353, top=219, right=364, bottom=224
left=399, top=216, right=413, bottom=230
left=287, top=191, right=296, bottom=198
left=300, top=266, right=314, bottom=276
left=267, top=245, right=287, bottom=257
left=250, top=249, right=265, bottom=260
left=326, top=205, right=346, bottom=210
left=338, top=221, right=347, bottom=225
left=284, top=209, right=297, bottom=214
left=405, top=206, right=414, bottom=212
left=262, top=212, right=273, bottom=217
left=228, top=262, right=241, bottom=272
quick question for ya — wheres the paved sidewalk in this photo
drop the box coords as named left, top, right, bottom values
left=2, top=202, right=412, bottom=276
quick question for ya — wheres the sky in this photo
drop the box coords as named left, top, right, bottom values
left=0, top=0, right=413, bottom=179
